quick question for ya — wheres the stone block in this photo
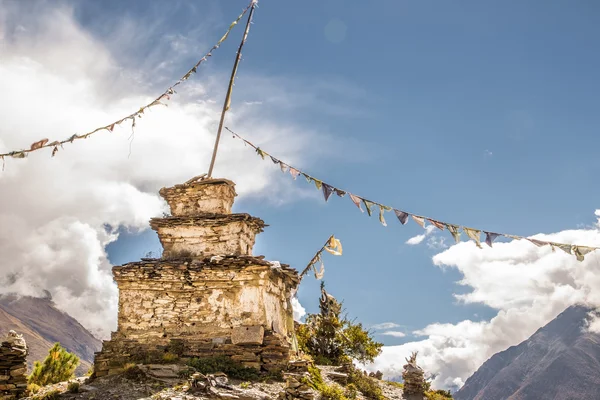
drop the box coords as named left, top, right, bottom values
left=231, top=326, right=264, bottom=345
left=159, top=179, right=237, bottom=216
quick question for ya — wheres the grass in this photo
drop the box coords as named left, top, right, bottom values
left=187, top=356, right=260, bottom=381
left=425, top=389, right=454, bottom=399
left=162, top=352, right=179, bottom=363
left=32, top=389, right=61, bottom=400
left=67, top=381, right=80, bottom=393
left=386, top=380, right=404, bottom=389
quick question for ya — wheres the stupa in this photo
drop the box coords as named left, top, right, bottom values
left=93, top=177, right=300, bottom=377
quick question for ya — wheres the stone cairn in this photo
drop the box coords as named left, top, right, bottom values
left=402, top=352, right=426, bottom=397
left=94, top=177, right=300, bottom=377
left=0, top=331, right=28, bottom=400
left=278, top=375, right=314, bottom=400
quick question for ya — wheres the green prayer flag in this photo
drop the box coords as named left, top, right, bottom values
left=313, top=178, right=323, bottom=190
left=363, top=199, right=375, bottom=216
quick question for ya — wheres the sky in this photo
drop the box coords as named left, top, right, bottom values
left=1, top=0, right=600, bottom=391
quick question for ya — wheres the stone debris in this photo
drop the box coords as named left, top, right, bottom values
left=401, top=352, right=427, bottom=398
left=285, top=360, right=309, bottom=374
left=137, top=364, right=189, bottom=382
left=368, top=370, right=383, bottom=380
left=326, top=371, right=348, bottom=385
left=0, top=331, right=28, bottom=400
left=94, top=178, right=300, bottom=378
left=277, top=376, right=313, bottom=400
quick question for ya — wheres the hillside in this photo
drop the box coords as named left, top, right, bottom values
left=0, top=293, right=102, bottom=376
left=455, top=305, right=600, bottom=400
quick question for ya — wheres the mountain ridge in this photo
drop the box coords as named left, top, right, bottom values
left=0, top=294, right=102, bottom=376
left=455, top=304, right=600, bottom=400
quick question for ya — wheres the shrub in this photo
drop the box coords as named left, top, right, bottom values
left=32, top=389, right=61, bottom=400
left=345, top=383, right=359, bottom=399
left=187, top=356, right=260, bottom=381
left=162, top=352, right=179, bottom=363
left=67, top=381, right=80, bottom=393
left=240, top=381, right=251, bottom=389
left=302, top=365, right=348, bottom=400
left=28, top=343, right=80, bottom=386
left=296, top=282, right=382, bottom=366
left=123, top=363, right=146, bottom=381
left=27, top=383, right=41, bottom=395
left=386, top=380, right=404, bottom=389
left=347, top=366, right=386, bottom=400
left=426, top=389, right=454, bottom=399
left=320, top=384, right=347, bottom=400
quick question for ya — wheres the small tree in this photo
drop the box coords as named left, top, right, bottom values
left=28, top=343, right=80, bottom=386
left=297, top=282, right=383, bottom=365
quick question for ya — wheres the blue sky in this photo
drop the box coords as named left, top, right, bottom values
left=2, top=0, right=599, bottom=388
left=102, top=0, right=600, bottom=345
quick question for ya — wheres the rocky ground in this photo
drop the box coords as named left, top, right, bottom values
left=22, top=365, right=405, bottom=400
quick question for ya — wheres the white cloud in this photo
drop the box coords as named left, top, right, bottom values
left=0, top=3, right=326, bottom=339
left=427, top=236, right=448, bottom=250
left=587, top=315, right=600, bottom=334
left=381, top=331, right=406, bottom=338
left=292, top=297, right=306, bottom=322
left=406, top=225, right=436, bottom=245
left=371, top=322, right=401, bottom=330
left=369, top=216, right=600, bottom=390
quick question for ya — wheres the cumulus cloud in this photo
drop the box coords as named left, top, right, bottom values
left=0, top=3, right=332, bottom=338
left=369, top=215, right=600, bottom=390
left=380, top=331, right=406, bottom=338
left=371, top=322, right=401, bottom=330
left=406, top=225, right=436, bottom=245
left=292, top=297, right=306, bottom=322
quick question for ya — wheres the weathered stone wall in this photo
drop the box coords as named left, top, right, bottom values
left=94, top=329, right=290, bottom=377
left=159, top=179, right=236, bottom=216
left=151, top=214, right=264, bottom=258
left=113, top=257, right=297, bottom=340
left=0, top=331, right=27, bottom=400
left=94, top=178, right=300, bottom=379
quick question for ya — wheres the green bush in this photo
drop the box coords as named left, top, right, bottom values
left=67, top=381, right=80, bottom=393
left=28, top=343, right=80, bottom=386
left=187, top=356, right=260, bottom=381
left=426, top=389, right=454, bottom=399
left=32, top=389, right=61, bottom=400
left=123, top=363, right=146, bottom=381
left=320, top=384, right=348, bottom=400
left=347, top=366, right=386, bottom=400
left=27, top=383, right=41, bottom=395
left=162, top=352, right=179, bottom=363
left=296, top=282, right=383, bottom=366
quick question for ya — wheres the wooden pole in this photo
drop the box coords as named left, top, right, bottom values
left=207, top=1, right=257, bottom=178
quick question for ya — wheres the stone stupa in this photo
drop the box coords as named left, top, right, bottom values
left=94, top=177, right=299, bottom=377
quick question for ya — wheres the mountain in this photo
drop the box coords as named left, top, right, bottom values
left=455, top=305, right=600, bottom=400
left=0, top=293, right=102, bottom=376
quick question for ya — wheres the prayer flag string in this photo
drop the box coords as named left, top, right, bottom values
left=0, top=1, right=255, bottom=165
left=299, top=235, right=343, bottom=281
left=226, top=127, right=599, bottom=262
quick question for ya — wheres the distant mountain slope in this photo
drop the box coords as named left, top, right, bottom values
left=455, top=305, right=600, bottom=400
left=0, top=294, right=101, bottom=376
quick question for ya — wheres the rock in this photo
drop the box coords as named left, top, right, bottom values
left=231, top=326, right=265, bottom=345
left=327, top=371, right=348, bottom=385
left=402, top=352, right=427, bottom=396
left=0, top=332, right=27, bottom=399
